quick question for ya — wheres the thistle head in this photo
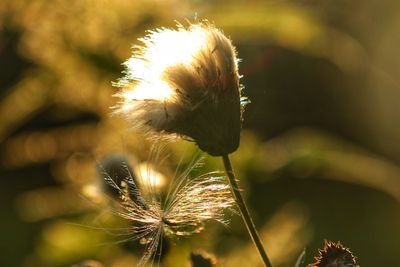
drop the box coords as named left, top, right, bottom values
left=114, top=21, right=247, bottom=156
left=309, top=240, right=359, bottom=267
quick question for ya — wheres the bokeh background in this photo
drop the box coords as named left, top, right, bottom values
left=1, top=0, right=400, bottom=266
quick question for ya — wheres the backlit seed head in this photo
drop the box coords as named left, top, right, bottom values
left=114, top=21, right=248, bottom=156
left=99, top=156, right=234, bottom=266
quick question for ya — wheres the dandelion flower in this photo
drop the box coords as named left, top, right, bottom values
left=114, top=22, right=248, bottom=156
left=99, top=156, right=234, bottom=266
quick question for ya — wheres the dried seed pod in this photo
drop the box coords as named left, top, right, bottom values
left=309, top=240, right=359, bottom=267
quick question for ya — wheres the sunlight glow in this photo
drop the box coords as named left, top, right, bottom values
left=124, top=25, right=208, bottom=101
left=135, top=162, right=166, bottom=190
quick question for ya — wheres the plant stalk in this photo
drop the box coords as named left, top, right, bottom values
left=222, top=154, right=272, bottom=267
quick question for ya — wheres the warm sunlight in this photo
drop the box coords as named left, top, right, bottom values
left=123, top=25, right=208, bottom=101
left=135, top=162, right=166, bottom=190
left=4, top=1, right=398, bottom=265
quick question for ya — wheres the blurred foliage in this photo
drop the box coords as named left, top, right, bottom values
left=1, top=0, right=400, bottom=267
left=190, top=251, right=217, bottom=267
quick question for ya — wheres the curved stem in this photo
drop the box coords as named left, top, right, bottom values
left=222, top=154, right=273, bottom=267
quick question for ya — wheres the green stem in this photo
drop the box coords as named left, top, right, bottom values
left=222, top=154, right=273, bottom=267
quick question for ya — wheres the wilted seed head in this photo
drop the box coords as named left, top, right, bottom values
left=114, top=22, right=248, bottom=156
left=100, top=157, right=234, bottom=266
left=309, top=240, right=359, bottom=267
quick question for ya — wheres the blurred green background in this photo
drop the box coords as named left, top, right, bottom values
left=1, top=0, right=400, bottom=266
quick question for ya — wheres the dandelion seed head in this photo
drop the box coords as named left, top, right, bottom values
left=114, top=21, right=248, bottom=156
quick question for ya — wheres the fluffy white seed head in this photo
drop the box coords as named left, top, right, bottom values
left=114, top=22, right=247, bottom=156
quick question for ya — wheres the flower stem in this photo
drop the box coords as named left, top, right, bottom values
left=222, top=154, right=273, bottom=267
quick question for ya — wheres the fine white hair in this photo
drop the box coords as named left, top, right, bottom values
left=113, top=22, right=246, bottom=155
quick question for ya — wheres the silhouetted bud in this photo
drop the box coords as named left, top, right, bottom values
left=309, top=240, right=359, bottom=267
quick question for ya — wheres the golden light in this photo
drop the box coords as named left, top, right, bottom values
left=81, top=184, right=104, bottom=204
left=135, top=162, right=167, bottom=190
left=122, top=25, right=208, bottom=102
left=122, top=79, right=174, bottom=101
